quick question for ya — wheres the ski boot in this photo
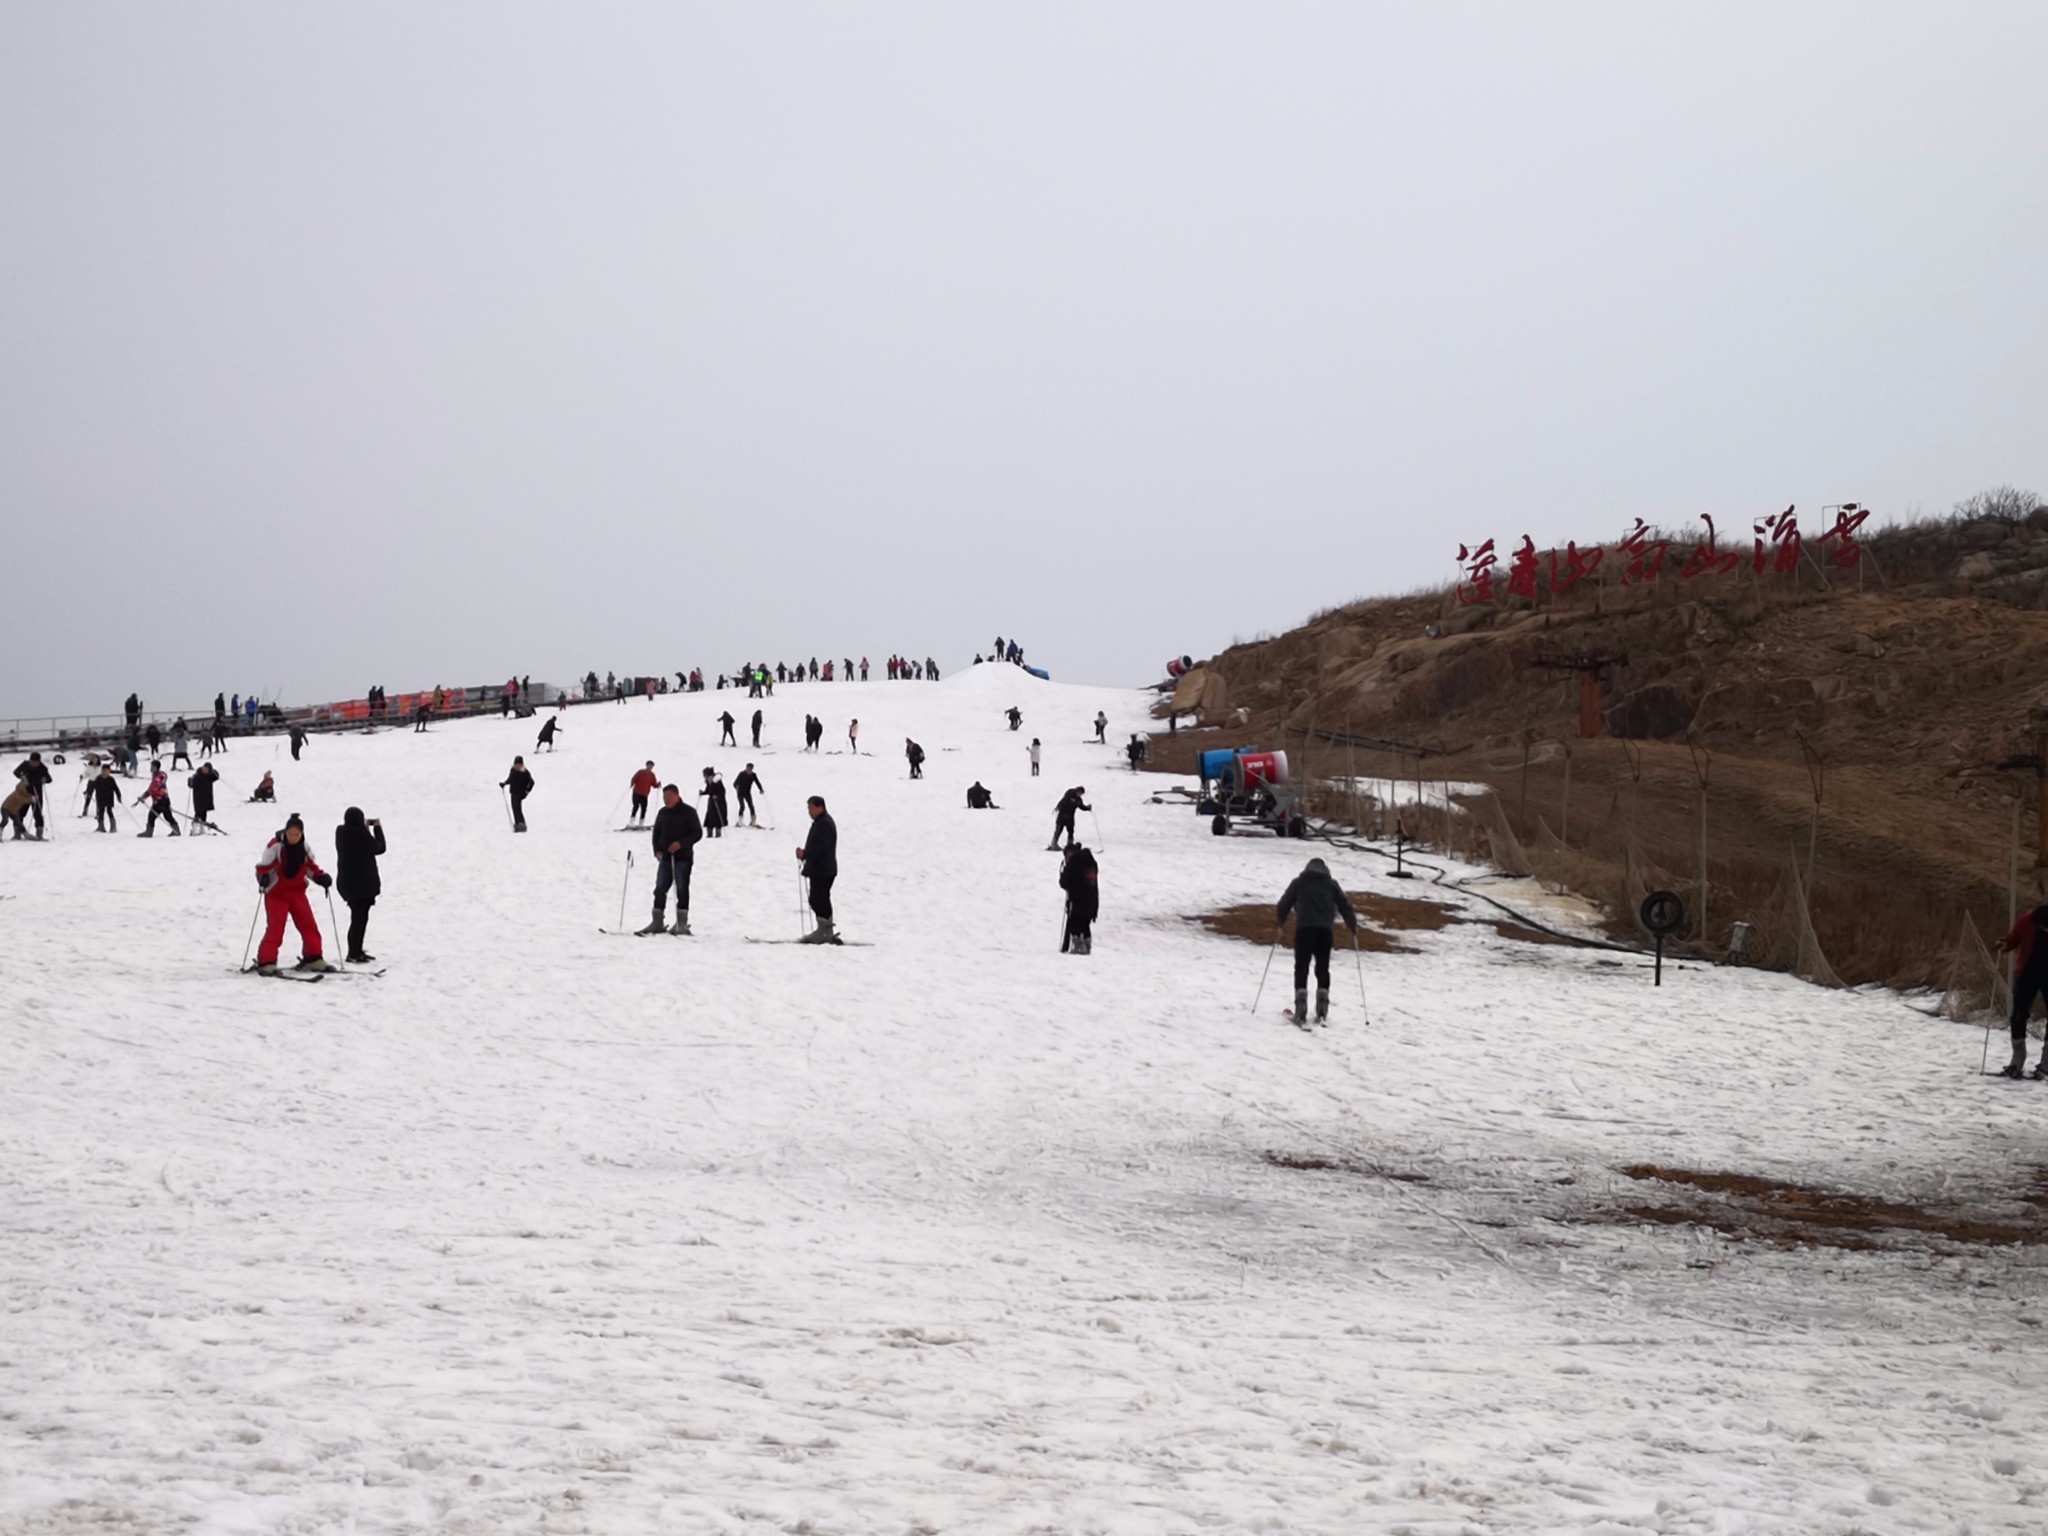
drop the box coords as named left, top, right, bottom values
left=1998, top=1040, right=2028, bottom=1079
left=1292, top=990, right=1311, bottom=1030
left=256, top=962, right=281, bottom=976
left=2033, top=1055, right=2048, bottom=1081
left=295, top=956, right=334, bottom=973
left=1315, top=988, right=1330, bottom=1025
left=799, top=919, right=837, bottom=945
left=636, top=909, right=667, bottom=936
left=669, top=913, right=692, bottom=936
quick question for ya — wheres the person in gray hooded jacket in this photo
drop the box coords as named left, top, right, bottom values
left=1275, top=857, right=1358, bottom=1025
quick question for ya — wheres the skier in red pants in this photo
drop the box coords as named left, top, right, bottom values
left=253, top=813, right=333, bottom=974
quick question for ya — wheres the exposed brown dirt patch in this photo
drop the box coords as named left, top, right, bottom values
left=1193, top=902, right=1416, bottom=954
left=1612, top=1164, right=2047, bottom=1250
left=1194, top=890, right=1583, bottom=955
left=1361, top=893, right=1457, bottom=931
left=1261, top=1150, right=1430, bottom=1182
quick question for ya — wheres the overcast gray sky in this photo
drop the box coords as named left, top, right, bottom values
left=4, top=2, right=2044, bottom=719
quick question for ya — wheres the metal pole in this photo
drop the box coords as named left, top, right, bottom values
left=325, top=885, right=342, bottom=966
left=1698, top=789, right=1709, bottom=946
left=619, top=850, right=634, bottom=931
left=240, top=892, right=264, bottom=972
left=2036, top=725, right=2048, bottom=869
left=2009, top=787, right=2021, bottom=931
left=1251, top=930, right=1279, bottom=1013
left=1352, top=924, right=1369, bottom=1023
left=1560, top=747, right=1572, bottom=845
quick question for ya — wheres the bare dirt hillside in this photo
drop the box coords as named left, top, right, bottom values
left=1148, top=509, right=2048, bottom=991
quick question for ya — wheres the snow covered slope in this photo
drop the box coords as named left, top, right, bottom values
left=3, top=665, right=2045, bottom=1533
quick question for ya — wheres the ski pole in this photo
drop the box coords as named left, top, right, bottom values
left=324, top=884, right=342, bottom=965
left=1251, top=929, right=1279, bottom=1013
left=1352, top=924, right=1370, bottom=1025
left=619, top=850, right=634, bottom=930
left=797, top=870, right=808, bottom=938
left=499, top=783, right=514, bottom=829
left=1090, top=807, right=1105, bottom=851
left=239, top=891, right=264, bottom=973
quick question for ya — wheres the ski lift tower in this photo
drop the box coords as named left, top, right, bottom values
left=1530, top=652, right=1627, bottom=740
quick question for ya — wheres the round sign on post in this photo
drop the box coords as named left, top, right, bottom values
left=1639, top=889, right=1687, bottom=986
left=1639, top=890, right=1686, bottom=936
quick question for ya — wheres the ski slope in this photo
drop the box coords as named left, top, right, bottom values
left=3, top=663, right=2045, bottom=1534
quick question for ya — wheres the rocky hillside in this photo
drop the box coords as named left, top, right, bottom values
left=1149, top=505, right=2048, bottom=992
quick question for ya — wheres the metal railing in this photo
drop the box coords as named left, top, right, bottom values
left=0, top=682, right=584, bottom=758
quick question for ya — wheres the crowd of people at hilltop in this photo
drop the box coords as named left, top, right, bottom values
left=6, top=635, right=1181, bottom=985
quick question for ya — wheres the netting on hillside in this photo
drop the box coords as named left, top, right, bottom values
left=1478, top=793, right=1531, bottom=877
left=1786, top=854, right=1843, bottom=989
left=1936, top=915, right=2006, bottom=1022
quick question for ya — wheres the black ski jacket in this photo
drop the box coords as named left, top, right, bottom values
left=190, top=765, right=219, bottom=817
left=1060, top=846, right=1100, bottom=919
left=734, top=770, right=761, bottom=798
left=801, top=811, right=838, bottom=882
left=1276, top=859, right=1357, bottom=932
left=652, top=801, right=702, bottom=861
left=334, top=809, right=386, bottom=903
left=503, top=768, right=534, bottom=799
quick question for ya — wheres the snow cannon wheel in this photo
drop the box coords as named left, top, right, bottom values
left=1287, top=815, right=1309, bottom=839
left=1211, top=814, right=1229, bottom=836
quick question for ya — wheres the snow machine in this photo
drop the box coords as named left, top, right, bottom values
left=1195, top=748, right=1306, bottom=838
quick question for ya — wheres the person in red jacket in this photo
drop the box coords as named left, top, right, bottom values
left=133, top=761, right=181, bottom=837
left=1996, top=903, right=2048, bottom=1079
left=253, top=813, right=333, bottom=973
left=629, top=761, right=659, bottom=825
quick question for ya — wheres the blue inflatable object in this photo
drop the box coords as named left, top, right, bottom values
left=1025, top=665, right=1050, bottom=680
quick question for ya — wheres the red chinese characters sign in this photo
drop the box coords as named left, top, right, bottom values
left=1456, top=505, right=1864, bottom=603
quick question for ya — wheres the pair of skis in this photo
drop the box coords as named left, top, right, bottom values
left=236, top=964, right=387, bottom=984
left=597, top=927, right=869, bottom=946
